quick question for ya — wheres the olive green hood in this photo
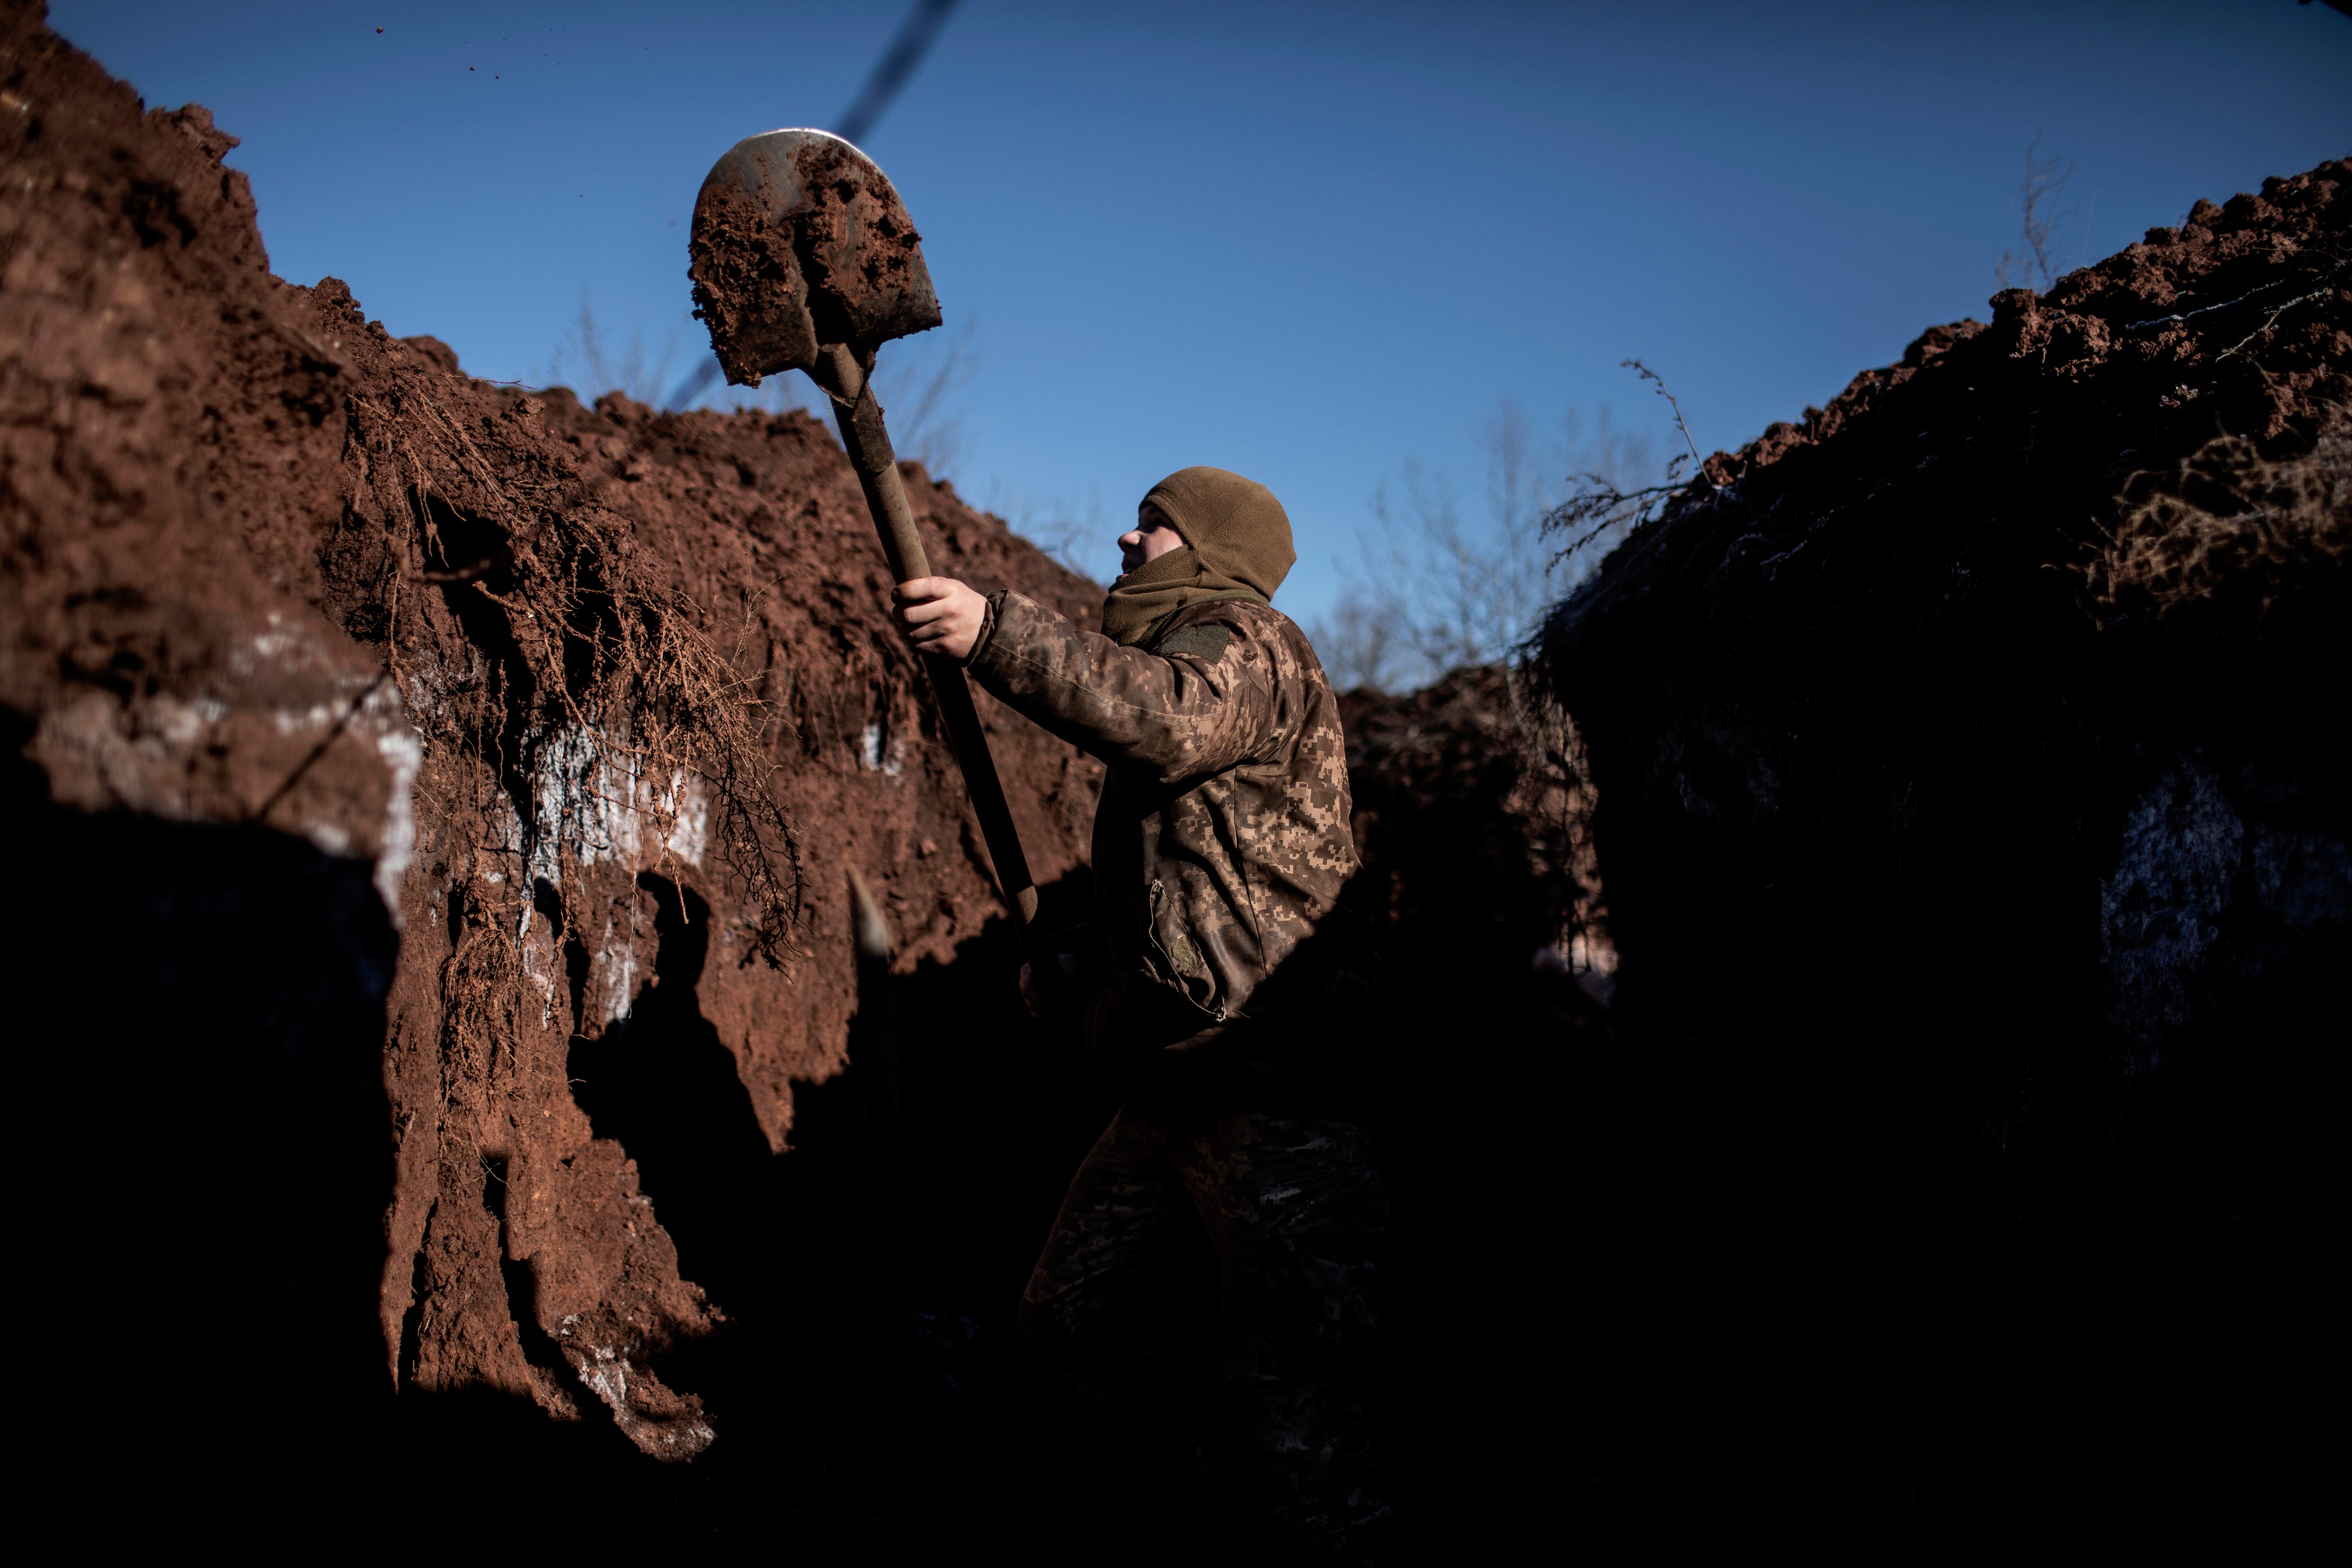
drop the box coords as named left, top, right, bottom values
left=1100, top=467, right=1296, bottom=646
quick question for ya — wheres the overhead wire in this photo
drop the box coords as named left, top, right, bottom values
left=665, top=0, right=962, bottom=412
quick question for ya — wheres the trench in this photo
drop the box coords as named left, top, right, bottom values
left=424, top=770, right=1602, bottom=1555
left=6, top=705, right=403, bottom=1522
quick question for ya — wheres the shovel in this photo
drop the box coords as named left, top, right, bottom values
left=688, top=128, right=1058, bottom=1000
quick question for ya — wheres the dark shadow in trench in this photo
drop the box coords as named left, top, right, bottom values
left=546, top=854, right=1151, bottom=1547
left=536, top=811, right=1591, bottom=1556
left=2, top=639, right=1577, bottom=1557
left=3, top=705, right=405, bottom=1528
left=564, top=872, right=776, bottom=1321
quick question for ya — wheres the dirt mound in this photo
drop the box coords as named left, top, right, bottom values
left=1534, top=162, right=2347, bottom=1549
left=1339, top=665, right=1608, bottom=994
left=3, top=2, right=1104, bottom=1513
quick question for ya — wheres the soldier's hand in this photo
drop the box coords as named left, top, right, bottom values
left=894, top=576, right=987, bottom=663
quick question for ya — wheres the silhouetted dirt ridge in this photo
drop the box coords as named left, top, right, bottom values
left=1531, top=161, right=2347, bottom=1551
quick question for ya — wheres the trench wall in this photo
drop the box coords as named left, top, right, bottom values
left=1535, top=159, right=2347, bottom=1553
left=2, top=6, right=1109, bottom=1515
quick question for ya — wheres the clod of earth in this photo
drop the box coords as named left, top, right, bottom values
left=688, top=130, right=941, bottom=386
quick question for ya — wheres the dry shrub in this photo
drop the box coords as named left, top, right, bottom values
left=2085, top=409, right=2352, bottom=626
left=342, top=349, right=802, bottom=966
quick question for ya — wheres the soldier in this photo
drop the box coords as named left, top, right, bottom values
left=894, top=467, right=1390, bottom=1558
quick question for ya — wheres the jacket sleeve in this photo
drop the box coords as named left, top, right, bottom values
left=966, top=591, right=1287, bottom=783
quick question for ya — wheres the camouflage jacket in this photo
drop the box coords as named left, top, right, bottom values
left=969, top=591, right=1360, bottom=1064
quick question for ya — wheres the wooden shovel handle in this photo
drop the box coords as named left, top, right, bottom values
left=820, top=346, right=1059, bottom=994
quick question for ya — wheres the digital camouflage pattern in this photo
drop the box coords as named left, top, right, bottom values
left=1018, top=1109, right=1392, bottom=1559
left=969, top=590, right=1362, bottom=1068
left=973, top=586, right=1388, bottom=1555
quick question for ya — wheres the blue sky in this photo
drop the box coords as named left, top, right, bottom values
left=49, top=1, right=2352, bottom=619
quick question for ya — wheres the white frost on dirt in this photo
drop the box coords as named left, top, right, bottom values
left=273, top=701, right=338, bottom=734
left=566, top=1339, right=716, bottom=1459
left=33, top=624, right=421, bottom=931
left=599, top=915, right=641, bottom=1025
left=860, top=719, right=904, bottom=778
left=525, top=723, right=709, bottom=887
left=370, top=716, right=421, bottom=924
left=578, top=1344, right=629, bottom=1408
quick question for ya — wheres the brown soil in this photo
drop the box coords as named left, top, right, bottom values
left=3, top=11, right=1583, bottom=1550
left=1340, top=665, right=1608, bottom=996
left=57, top=0, right=2331, bottom=1549
left=1534, top=162, right=2348, bottom=1551
left=2, top=3, right=1107, bottom=1524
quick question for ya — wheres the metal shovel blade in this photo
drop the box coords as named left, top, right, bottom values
left=683, top=126, right=1058, bottom=999
left=689, top=129, right=943, bottom=387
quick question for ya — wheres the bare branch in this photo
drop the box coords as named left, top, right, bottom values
left=2130, top=254, right=2349, bottom=347
left=1309, top=585, right=1406, bottom=693
left=988, top=483, right=1109, bottom=582
left=1538, top=362, right=1709, bottom=587
left=873, top=316, right=979, bottom=476
left=1623, top=358, right=1702, bottom=468
left=1996, top=135, right=2076, bottom=293
left=1328, top=391, right=1678, bottom=691
left=542, top=290, right=686, bottom=407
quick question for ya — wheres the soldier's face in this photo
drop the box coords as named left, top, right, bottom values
left=1117, top=503, right=1186, bottom=578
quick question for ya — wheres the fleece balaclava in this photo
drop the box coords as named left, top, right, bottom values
left=1100, top=466, right=1297, bottom=646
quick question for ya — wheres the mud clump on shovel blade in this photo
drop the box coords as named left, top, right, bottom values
left=689, top=131, right=941, bottom=386
left=784, top=136, right=940, bottom=347
left=690, top=190, right=818, bottom=385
